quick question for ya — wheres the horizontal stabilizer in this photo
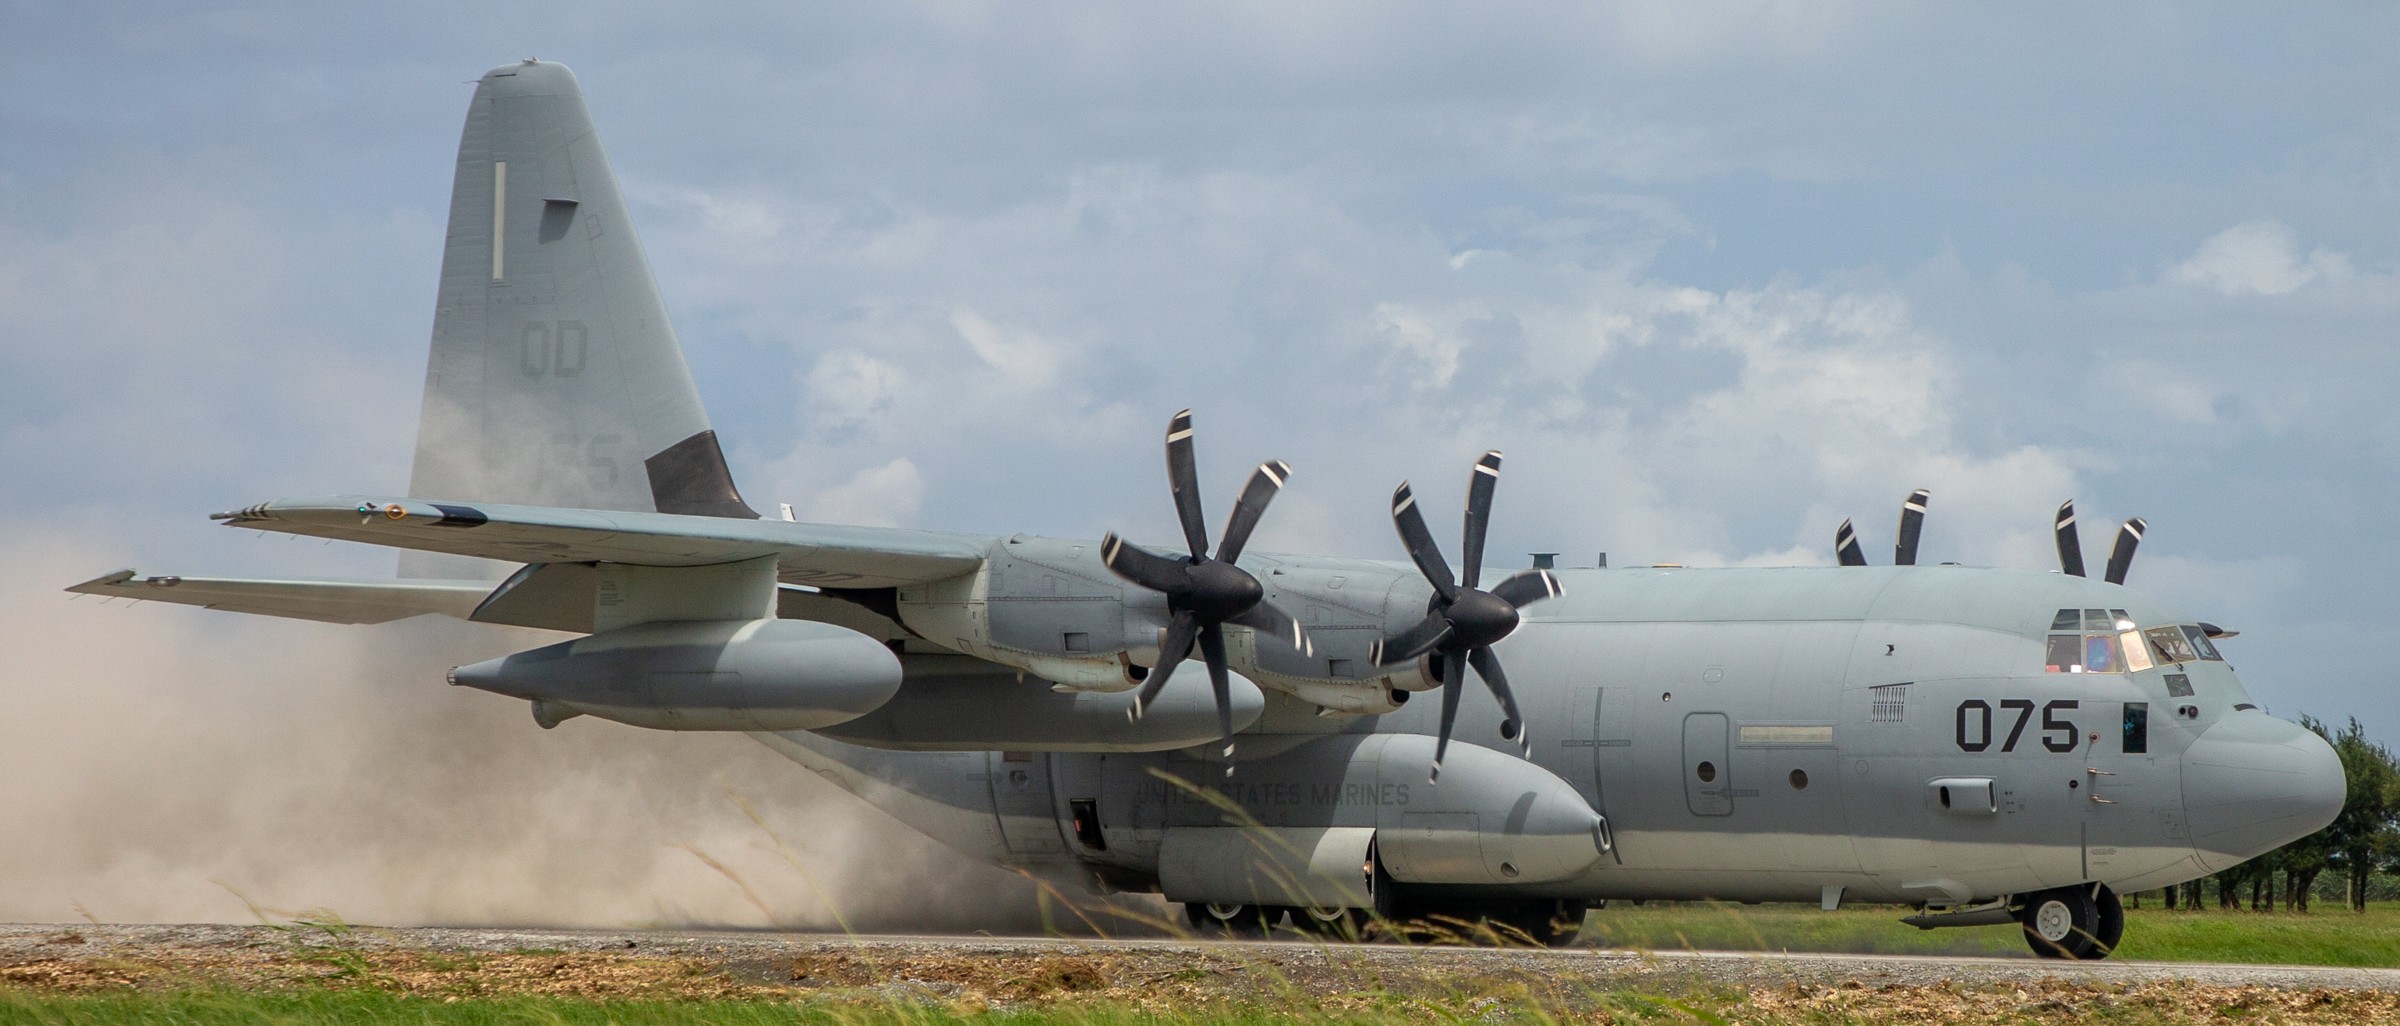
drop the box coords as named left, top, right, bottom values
left=215, top=496, right=992, bottom=588
left=65, top=569, right=491, bottom=625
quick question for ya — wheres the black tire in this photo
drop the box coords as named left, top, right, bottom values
left=2019, top=887, right=2102, bottom=959
left=1185, top=901, right=1278, bottom=937
left=1489, top=899, right=1589, bottom=947
left=1286, top=905, right=1368, bottom=942
left=2086, top=884, right=2124, bottom=960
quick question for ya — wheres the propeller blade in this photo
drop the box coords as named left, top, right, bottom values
left=1164, top=409, right=1210, bottom=558
left=1488, top=568, right=1562, bottom=609
left=1430, top=650, right=1467, bottom=784
left=1460, top=451, right=1502, bottom=590
left=1197, top=623, right=1236, bottom=772
left=1371, top=612, right=1454, bottom=667
left=1215, top=460, right=1290, bottom=565
left=1466, top=646, right=1527, bottom=756
left=1230, top=599, right=1312, bottom=656
left=1894, top=488, right=1929, bottom=566
left=1128, top=610, right=1199, bottom=722
left=2054, top=501, right=2086, bottom=577
left=1834, top=518, right=1868, bottom=567
left=2104, top=517, right=2146, bottom=586
left=1101, top=533, right=1190, bottom=594
left=1390, top=482, right=1459, bottom=601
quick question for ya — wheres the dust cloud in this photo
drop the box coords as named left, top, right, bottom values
left=1, top=533, right=1131, bottom=933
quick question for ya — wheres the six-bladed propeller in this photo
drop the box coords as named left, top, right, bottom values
left=1101, top=410, right=1312, bottom=775
left=1368, top=451, right=1564, bottom=782
left=1839, top=491, right=2149, bottom=585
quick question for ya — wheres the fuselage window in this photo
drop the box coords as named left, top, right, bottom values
left=2122, top=703, right=2149, bottom=754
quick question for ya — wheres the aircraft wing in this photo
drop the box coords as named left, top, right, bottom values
left=211, top=495, right=994, bottom=588
left=66, top=569, right=492, bottom=625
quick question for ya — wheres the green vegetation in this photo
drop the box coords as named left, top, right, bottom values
left=1579, top=902, right=2400, bottom=966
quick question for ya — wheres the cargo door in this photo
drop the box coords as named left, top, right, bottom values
left=1683, top=712, right=1733, bottom=816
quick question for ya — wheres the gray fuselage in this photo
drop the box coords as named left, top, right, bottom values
left=768, top=559, right=2343, bottom=910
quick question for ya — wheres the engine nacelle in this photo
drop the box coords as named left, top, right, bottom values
left=449, top=618, right=902, bottom=731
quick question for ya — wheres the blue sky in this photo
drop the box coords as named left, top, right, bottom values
left=2, top=4, right=2394, bottom=922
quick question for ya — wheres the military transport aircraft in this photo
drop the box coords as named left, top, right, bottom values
left=72, top=60, right=2344, bottom=959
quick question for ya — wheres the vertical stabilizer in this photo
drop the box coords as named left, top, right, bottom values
left=405, top=60, right=753, bottom=576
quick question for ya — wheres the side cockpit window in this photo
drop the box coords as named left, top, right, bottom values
left=2181, top=625, right=2224, bottom=661
left=2146, top=626, right=2200, bottom=665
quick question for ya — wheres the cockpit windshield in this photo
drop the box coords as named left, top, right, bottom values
left=2044, top=609, right=2224, bottom=674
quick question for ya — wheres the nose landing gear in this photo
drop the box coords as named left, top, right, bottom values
left=2018, top=883, right=2124, bottom=959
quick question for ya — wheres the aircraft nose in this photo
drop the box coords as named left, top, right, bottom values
left=2183, top=713, right=2345, bottom=872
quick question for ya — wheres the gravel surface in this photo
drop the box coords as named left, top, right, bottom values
left=4, top=922, right=2397, bottom=997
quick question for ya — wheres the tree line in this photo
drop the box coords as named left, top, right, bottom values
left=2143, top=717, right=2399, bottom=913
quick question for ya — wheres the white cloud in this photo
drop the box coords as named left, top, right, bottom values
left=949, top=308, right=1063, bottom=389
left=803, top=457, right=925, bottom=528
left=2169, top=220, right=2350, bottom=296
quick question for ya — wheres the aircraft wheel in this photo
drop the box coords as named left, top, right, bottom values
left=1490, top=899, right=1588, bottom=947
left=2018, top=887, right=2102, bottom=959
left=2086, top=884, right=2124, bottom=960
left=1287, top=905, right=1368, bottom=941
left=1185, top=901, right=1278, bottom=937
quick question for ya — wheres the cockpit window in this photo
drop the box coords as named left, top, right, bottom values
left=2180, top=625, right=2224, bottom=661
left=2045, top=609, right=2228, bottom=673
left=2035, top=608, right=2169, bottom=671
left=2046, top=626, right=2127, bottom=673
left=2084, top=634, right=2122, bottom=673
left=2145, top=626, right=2200, bottom=664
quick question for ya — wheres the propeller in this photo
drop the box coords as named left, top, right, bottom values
left=2051, top=500, right=2144, bottom=585
left=1833, top=489, right=1931, bottom=567
left=2054, top=501, right=2086, bottom=577
left=1894, top=489, right=1930, bottom=566
left=1369, top=451, right=1564, bottom=782
left=2104, top=517, right=2146, bottom=586
left=1100, top=410, right=1311, bottom=776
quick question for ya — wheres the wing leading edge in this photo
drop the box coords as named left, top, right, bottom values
left=211, top=496, right=994, bottom=589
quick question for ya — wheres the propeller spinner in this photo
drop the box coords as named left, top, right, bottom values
left=1100, top=410, right=1311, bottom=775
left=1370, top=451, right=1564, bottom=782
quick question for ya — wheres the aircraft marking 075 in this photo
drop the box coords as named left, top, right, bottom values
left=71, top=61, right=2343, bottom=959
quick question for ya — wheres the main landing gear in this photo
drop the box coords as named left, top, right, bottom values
left=1179, top=900, right=1578, bottom=946
left=2018, top=883, right=2124, bottom=960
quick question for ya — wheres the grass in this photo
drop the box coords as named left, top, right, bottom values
left=1578, top=901, right=2400, bottom=966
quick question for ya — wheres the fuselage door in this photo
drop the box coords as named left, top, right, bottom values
left=1683, top=712, right=1734, bottom=816
left=988, top=750, right=1066, bottom=855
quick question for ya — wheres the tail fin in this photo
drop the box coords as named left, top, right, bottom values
left=405, top=60, right=753, bottom=576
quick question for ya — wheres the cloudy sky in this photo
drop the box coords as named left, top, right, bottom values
left=3, top=4, right=2394, bottom=923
